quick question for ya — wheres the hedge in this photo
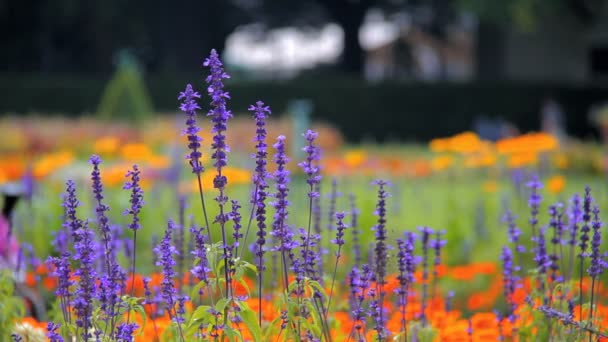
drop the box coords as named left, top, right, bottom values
left=0, top=73, right=605, bottom=142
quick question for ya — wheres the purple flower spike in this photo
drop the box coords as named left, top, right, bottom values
left=579, top=186, right=593, bottom=259
left=47, top=322, right=64, bottom=342
left=123, top=165, right=144, bottom=231
left=372, top=179, right=390, bottom=339
left=204, top=49, right=232, bottom=189
left=298, top=129, right=322, bottom=199
left=587, top=205, right=604, bottom=278
left=154, top=220, right=179, bottom=322
left=526, top=175, right=543, bottom=236
left=247, top=101, right=271, bottom=285
left=270, top=135, right=292, bottom=252
left=179, top=84, right=204, bottom=174
left=331, top=212, right=348, bottom=248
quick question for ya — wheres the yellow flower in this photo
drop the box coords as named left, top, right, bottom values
left=431, top=155, right=453, bottom=171
left=93, top=136, right=120, bottom=155
left=343, top=149, right=367, bottom=168
left=547, top=175, right=566, bottom=194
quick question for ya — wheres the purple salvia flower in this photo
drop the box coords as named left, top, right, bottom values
left=418, top=226, right=434, bottom=325
left=154, top=220, right=178, bottom=322
left=331, top=212, right=347, bottom=248
left=179, top=84, right=204, bottom=174
left=526, top=175, right=542, bottom=239
left=587, top=205, right=604, bottom=278
left=89, top=155, right=123, bottom=321
left=47, top=253, right=73, bottom=324
left=228, top=199, right=242, bottom=283
left=372, top=179, right=389, bottom=339
left=72, top=221, right=97, bottom=339
left=176, top=295, right=188, bottom=324
left=534, top=225, right=551, bottom=303
left=204, top=49, right=234, bottom=301
left=63, top=180, right=82, bottom=242
left=566, top=193, right=582, bottom=281
left=298, top=228, right=320, bottom=281
left=114, top=323, right=139, bottom=342
left=396, top=231, right=416, bottom=338
left=501, top=246, right=517, bottom=320
left=248, top=101, right=270, bottom=271
left=503, top=210, right=525, bottom=253
left=579, top=186, right=593, bottom=259
left=190, top=225, right=210, bottom=284
left=548, top=203, right=563, bottom=282
left=142, top=277, right=153, bottom=304
left=204, top=49, right=232, bottom=188
left=349, top=193, right=362, bottom=266
left=47, top=322, right=64, bottom=342
left=298, top=129, right=322, bottom=199
left=89, top=155, right=111, bottom=243
left=230, top=200, right=242, bottom=253
left=431, top=230, right=446, bottom=278
left=327, top=212, right=348, bottom=313
left=270, top=136, right=294, bottom=253
left=123, top=165, right=144, bottom=231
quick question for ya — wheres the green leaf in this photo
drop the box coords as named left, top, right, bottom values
left=237, top=301, right=262, bottom=342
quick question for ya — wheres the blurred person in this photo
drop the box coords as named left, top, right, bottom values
left=541, top=96, right=566, bottom=141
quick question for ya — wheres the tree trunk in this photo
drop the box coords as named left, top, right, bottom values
left=326, top=1, right=369, bottom=77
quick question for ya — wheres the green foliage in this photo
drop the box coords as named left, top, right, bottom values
left=96, top=55, right=154, bottom=123
left=0, top=270, right=25, bottom=340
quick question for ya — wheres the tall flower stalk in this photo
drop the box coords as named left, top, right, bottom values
left=372, top=180, right=389, bottom=339
left=204, top=49, right=233, bottom=299
left=297, top=129, right=321, bottom=276
left=243, top=101, right=271, bottom=325
left=123, top=164, right=144, bottom=324
left=178, top=84, right=212, bottom=242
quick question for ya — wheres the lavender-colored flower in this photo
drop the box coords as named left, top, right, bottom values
left=372, top=179, right=390, bottom=338
left=270, top=136, right=293, bottom=253
left=47, top=322, right=64, bottom=342
left=11, top=333, right=22, bottom=342
left=431, top=230, right=447, bottom=278
left=297, top=129, right=321, bottom=199
left=123, top=165, right=144, bottom=231
left=331, top=212, right=348, bottom=248
left=568, top=194, right=582, bottom=243
left=179, top=84, right=204, bottom=174
left=248, top=101, right=271, bottom=275
left=115, top=322, right=139, bottom=342
left=72, top=221, right=97, bottom=339
left=526, top=175, right=542, bottom=237
left=63, top=180, right=82, bottom=241
left=47, top=253, right=73, bottom=323
left=230, top=200, right=242, bottom=250
left=418, top=226, right=434, bottom=325
left=190, top=226, right=210, bottom=287
left=503, top=210, right=525, bottom=253
left=579, top=186, right=593, bottom=259
left=501, top=246, right=517, bottom=319
left=548, top=203, right=563, bottom=281
left=154, top=220, right=178, bottom=321
left=349, top=193, right=362, bottom=266
left=587, top=205, right=604, bottom=278
left=89, top=155, right=111, bottom=235
left=204, top=49, right=232, bottom=189
left=298, top=228, right=320, bottom=281
left=396, top=232, right=416, bottom=334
